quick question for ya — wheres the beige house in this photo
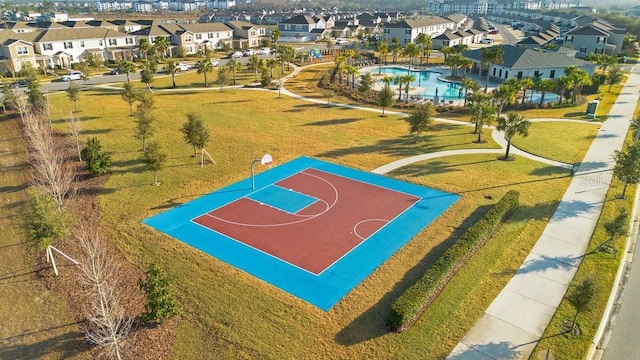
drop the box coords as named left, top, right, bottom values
left=225, top=20, right=265, bottom=49
left=0, top=39, right=38, bottom=74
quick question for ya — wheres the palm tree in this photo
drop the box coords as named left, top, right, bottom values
left=271, top=29, right=280, bottom=46
left=519, top=77, right=535, bottom=104
left=376, top=40, right=388, bottom=73
left=440, top=46, right=453, bottom=62
left=119, top=59, right=136, bottom=83
left=599, top=54, right=617, bottom=73
left=165, top=60, right=178, bottom=88
left=381, top=75, right=392, bottom=90
left=402, top=43, right=420, bottom=72
left=390, top=37, right=401, bottom=64
left=346, top=65, right=358, bottom=89
left=497, top=112, right=531, bottom=159
left=607, top=65, right=623, bottom=92
left=459, top=57, right=473, bottom=77
left=139, top=38, right=151, bottom=59
left=153, top=36, right=170, bottom=58
left=630, top=116, right=640, bottom=143
left=197, top=58, right=213, bottom=87
left=565, top=66, right=592, bottom=104
left=470, top=98, right=497, bottom=143
left=247, top=55, right=261, bottom=81
left=415, top=33, right=432, bottom=67
left=460, top=77, right=479, bottom=107
left=480, top=45, right=504, bottom=92
left=535, top=78, right=556, bottom=107
left=226, top=59, right=241, bottom=85
left=557, top=75, right=573, bottom=104
left=492, top=81, right=518, bottom=119
left=266, top=58, right=277, bottom=78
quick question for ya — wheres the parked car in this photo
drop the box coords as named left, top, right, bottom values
left=481, top=38, right=495, bottom=44
left=177, top=63, right=191, bottom=71
left=256, top=47, right=270, bottom=55
left=61, top=71, right=83, bottom=81
left=336, top=38, right=347, bottom=45
left=227, top=51, right=243, bottom=59
left=210, top=60, right=220, bottom=67
left=489, top=30, right=499, bottom=35
left=243, top=49, right=255, bottom=57
left=109, top=67, right=122, bottom=75
left=9, top=79, right=27, bottom=88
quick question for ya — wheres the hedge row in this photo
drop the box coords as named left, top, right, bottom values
left=388, top=190, right=520, bottom=332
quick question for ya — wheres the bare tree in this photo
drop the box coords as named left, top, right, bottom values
left=76, top=224, right=133, bottom=360
left=22, top=111, right=76, bottom=208
left=66, top=114, right=83, bottom=161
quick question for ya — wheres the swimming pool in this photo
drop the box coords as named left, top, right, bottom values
left=373, top=67, right=463, bottom=100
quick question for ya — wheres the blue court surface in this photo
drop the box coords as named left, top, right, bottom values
left=142, top=157, right=459, bottom=311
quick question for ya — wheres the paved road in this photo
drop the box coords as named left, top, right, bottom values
left=496, top=25, right=520, bottom=45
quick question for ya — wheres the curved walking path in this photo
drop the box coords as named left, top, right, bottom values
left=447, top=66, right=640, bottom=360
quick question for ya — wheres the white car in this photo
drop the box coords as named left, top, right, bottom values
left=61, top=71, right=83, bottom=81
left=229, top=51, right=243, bottom=59
left=210, top=60, right=220, bottom=67
left=256, top=47, right=271, bottom=55
left=177, top=63, right=191, bottom=71
left=243, top=49, right=255, bottom=57
left=336, top=38, right=347, bottom=45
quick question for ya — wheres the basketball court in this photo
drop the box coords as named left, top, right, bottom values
left=143, top=157, right=459, bottom=310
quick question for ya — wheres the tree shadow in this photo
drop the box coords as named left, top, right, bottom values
left=511, top=200, right=561, bottom=222
left=529, top=166, right=570, bottom=177
left=0, top=327, right=89, bottom=360
left=80, top=128, right=111, bottom=135
left=335, top=205, right=492, bottom=345
left=391, top=158, right=496, bottom=178
left=459, top=174, right=568, bottom=194
left=595, top=133, right=619, bottom=139
left=109, top=158, right=145, bottom=174
left=575, top=160, right=609, bottom=173
left=517, top=254, right=580, bottom=276
left=552, top=199, right=601, bottom=221
left=0, top=183, right=28, bottom=193
left=448, top=341, right=522, bottom=359
left=302, top=118, right=361, bottom=126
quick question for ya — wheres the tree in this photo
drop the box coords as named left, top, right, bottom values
left=140, top=64, right=154, bottom=90
left=406, top=103, right=435, bottom=142
left=564, top=66, right=592, bottom=104
left=271, top=29, right=280, bottom=45
left=378, top=86, right=395, bottom=117
left=142, top=141, right=167, bottom=186
left=226, top=59, right=241, bottom=85
left=119, top=60, right=136, bottom=83
left=394, top=74, right=414, bottom=101
left=496, top=112, right=530, bottom=160
left=139, top=38, right=151, bottom=59
left=358, top=72, right=373, bottom=93
left=518, top=77, right=534, bottom=104
left=134, top=104, right=154, bottom=152
left=630, top=117, right=640, bottom=143
left=66, top=82, right=80, bottom=112
left=247, top=54, right=261, bottom=81
left=81, top=137, right=112, bottom=175
left=27, top=73, right=47, bottom=114
left=602, top=208, right=628, bottom=258
left=24, top=190, right=70, bottom=250
left=480, top=45, right=504, bottom=92
left=607, top=65, right=623, bottom=92
left=138, top=263, right=181, bottom=324
left=260, top=67, right=271, bottom=87
left=613, top=143, right=640, bottom=198
left=390, top=37, right=401, bottom=63
left=66, top=115, right=83, bottom=161
left=376, top=40, right=389, bottom=73
left=567, top=278, right=596, bottom=333
left=469, top=92, right=496, bottom=142
left=535, top=78, right=556, bottom=107
left=181, top=113, right=210, bottom=157
left=402, top=43, right=420, bottom=71
left=598, top=54, right=617, bottom=73
left=121, top=82, right=137, bottom=116
left=197, top=58, right=213, bottom=87
left=266, top=58, right=277, bottom=78
left=153, top=36, right=170, bottom=58
left=415, top=33, right=432, bottom=66
left=217, top=66, right=229, bottom=92
left=460, top=77, right=479, bottom=107
left=165, top=60, right=178, bottom=88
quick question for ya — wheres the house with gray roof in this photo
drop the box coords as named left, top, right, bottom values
left=563, top=17, right=626, bottom=57
left=462, top=44, right=595, bottom=82
left=277, top=14, right=327, bottom=42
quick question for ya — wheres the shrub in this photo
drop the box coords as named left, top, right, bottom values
left=138, top=263, right=180, bottom=323
left=81, top=137, right=111, bottom=176
left=388, top=190, right=520, bottom=332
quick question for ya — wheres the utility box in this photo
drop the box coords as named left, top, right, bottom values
left=586, top=100, right=599, bottom=119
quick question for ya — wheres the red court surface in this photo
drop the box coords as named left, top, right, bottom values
left=193, top=168, right=420, bottom=275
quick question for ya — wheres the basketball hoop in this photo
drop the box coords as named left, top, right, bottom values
left=251, top=154, right=274, bottom=189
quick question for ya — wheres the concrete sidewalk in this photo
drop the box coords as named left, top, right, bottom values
left=447, top=67, right=640, bottom=359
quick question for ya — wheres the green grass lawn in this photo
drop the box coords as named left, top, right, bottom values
left=511, top=121, right=601, bottom=164
left=42, top=86, right=577, bottom=358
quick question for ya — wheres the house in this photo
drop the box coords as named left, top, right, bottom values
left=381, top=16, right=455, bottom=45
left=432, top=31, right=462, bottom=49
left=563, top=17, right=626, bottom=57
left=462, top=45, right=595, bottom=82
left=225, top=20, right=266, bottom=49
left=0, top=38, right=38, bottom=74
left=277, top=14, right=327, bottom=42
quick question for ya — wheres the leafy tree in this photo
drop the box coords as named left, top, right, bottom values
left=378, top=86, right=395, bottom=117
left=518, top=77, right=534, bottom=104
left=496, top=112, right=530, bottom=159
left=613, top=143, right=640, bottom=198
left=180, top=113, right=210, bottom=157
left=27, top=74, right=47, bottom=113
left=406, top=103, right=435, bottom=142
left=217, top=66, right=229, bottom=92
left=607, top=65, right=623, bottom=92
left=460, top=77, right=479, bottom=107
left=602, top=208, right=628, bottom=258
left=119, top=60, right=136, bottom=83
left=138, top=263, right=180, bottom=323
left=142, top=141, right=167, bottom=186
left=266, top=58, right=277, bottom=77
left=469, top=92, right=496, bottom=142
left=630, top=116, right=640, bottom=143
left=24, top=190, right=70, bottom=250
left=390, top=37, right=401, bottom=63
left=138, top=38, right=151, bottom=59
left=260, top=67, right=271, bottom=87
left=480, top=45, right=504, bottom=92
left=534, top=78, right=556, bottom=107
left=271, top=28, right=280, bottom=45
left=564, top=66, right=592, bottom=104
left=165, top=60, right=178, bottom=88
left=375, top=40, right=388, bottom=73
left=415, top=32, right=432, bottom=66
left=134, top=104, right=154, bottom=152
left=121, top=82, right=137, bottom=115
left=358, top=72, right=373, bottom=93
left=247, top=54, right=261, bottom=81
left=140, top=63, right=154, bottom=89
left=567, top=278, right=596, bottom=332
left=402, top=43, right=420, bottom=70
left=2, top=86, right=18, bottom=111
left=66, top=82, right=81, bottom=112
left=81, top=137, right=112, bottom=175
left=153, top=36, right=170, bottom=58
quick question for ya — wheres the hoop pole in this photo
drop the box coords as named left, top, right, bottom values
left=251, top=159, right=260, bottom=189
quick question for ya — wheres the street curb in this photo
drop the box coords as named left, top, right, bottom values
left=586, top=184, right=640, bottom=359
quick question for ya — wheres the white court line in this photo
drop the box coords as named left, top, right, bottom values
left=353, top=218, right=390, bottom=240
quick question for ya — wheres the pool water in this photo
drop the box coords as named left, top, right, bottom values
left=374, top=67, right=463, bottom=100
